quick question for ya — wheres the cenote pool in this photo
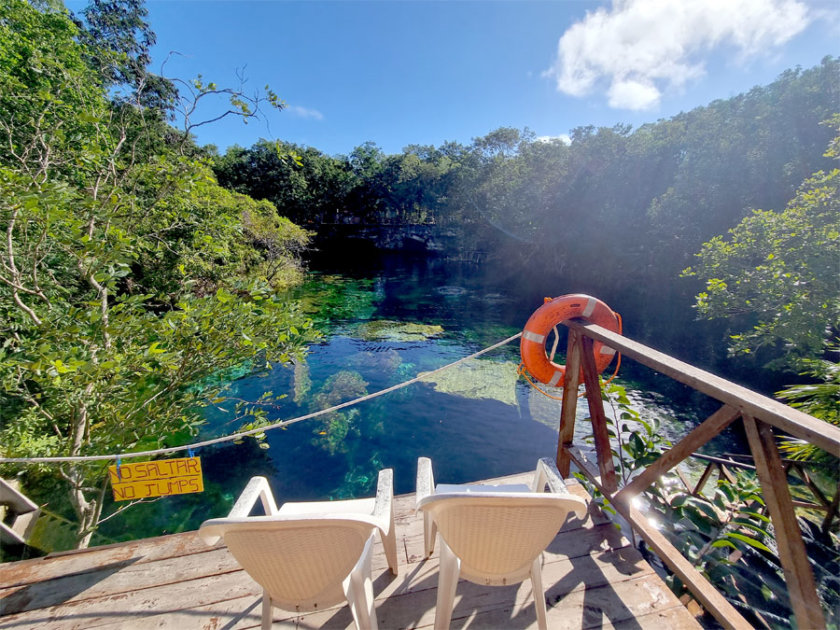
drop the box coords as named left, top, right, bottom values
left=94, top=253, right=723, bottom=544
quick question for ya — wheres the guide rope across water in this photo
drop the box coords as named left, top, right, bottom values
left=2, top=296, right=624, bottom=466
left=0, top=332, right=523, bottom=465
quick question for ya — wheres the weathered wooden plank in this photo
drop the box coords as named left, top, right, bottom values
left=0, top=504, right=643, bottom=630
left=0, top=533, right=654, bottom=630
left=0, top=472, right=699, bottom=630
left=408, top=599, right=699, bottom=630
left=557, top=328, right=582, bottom=476
left=0, top=486, right=423, bottom=591
left=580, top=336, right=618, bottom=493
left=742, top=415, right=825, bottom=629
left=0, top=531, right=204, bottom=589
left=288, top=570, right=693, bottom=630
left=0, top=547, right=239, bottom=615
left=0, top=570, right=260, bottom=629
left=569, top=447, right=752, bottom=630
left=615, top=404, right=741, bottom=504
left=566, top=320, right=840, bottom=457
left=0, top=530, right=400, bottom=616
left=87, top=543, right=661, bottom=630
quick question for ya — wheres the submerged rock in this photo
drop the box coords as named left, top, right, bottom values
left=353, top=320, right=444, bottom=341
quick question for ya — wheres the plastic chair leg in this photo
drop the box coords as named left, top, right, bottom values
left=261, top=589, right=273, bottom=630
left=383, top=507, right=399, bottom=575
left=530, top=555, right=548, bottom=630
left=423, top=511, right=437, bottom=557
left=344, top=535, right=378, bottom=630
left=434, top=540, right=461, bottom=630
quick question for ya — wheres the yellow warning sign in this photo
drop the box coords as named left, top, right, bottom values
left=108, top=457, right=203, bottom=501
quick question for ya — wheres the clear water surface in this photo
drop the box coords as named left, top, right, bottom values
left=98, top=252, right=716, bottom=541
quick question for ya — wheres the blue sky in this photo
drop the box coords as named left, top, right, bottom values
left=69, top=0, right=839, bottom=157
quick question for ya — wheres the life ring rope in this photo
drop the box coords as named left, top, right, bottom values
left=518, top=345, right=622, bottom=401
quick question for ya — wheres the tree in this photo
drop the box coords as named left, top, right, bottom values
left=0, top=0, right=313, bottom=547
left=76, top=0, right=177, bottom=109
left=684, top=117, right=840, bottom=367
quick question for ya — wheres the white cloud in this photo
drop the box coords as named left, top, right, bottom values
left=545, top=0, right=811, bottom=110
left=608, top=79, right=661, bottom=110
left=287, top=105, right=324, bottom=120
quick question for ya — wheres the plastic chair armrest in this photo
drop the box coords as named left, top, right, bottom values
left=372, top=468, right=394, bottom=532
left=533, top=458, right=571, bottom=495
left=374, top=467, right=399, bottom=575
left=416, top=457, right=435, bottom=507
left=228, top=476, right=279, bottom=518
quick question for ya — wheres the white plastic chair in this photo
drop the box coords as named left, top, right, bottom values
left=199, top=469, right=398, bottom=630
left=416, top=457, right=587, bottom=630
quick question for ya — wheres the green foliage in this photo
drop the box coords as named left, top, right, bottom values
left=214, top=60, right=838, bottom=367
left=0, top=0, right=314, bottom=547
left=684, top=122, right=840, bottom=365
left=776, top=348, right=840, bottom=468
left=75, top=0, right=176, bottom=109
left=0, top=0, right=105, bottom=179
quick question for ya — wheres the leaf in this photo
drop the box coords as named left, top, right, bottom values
left=724, top=532, right=773, bottom=553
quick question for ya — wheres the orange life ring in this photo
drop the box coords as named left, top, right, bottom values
left=520, top=294, right=620, bottom=388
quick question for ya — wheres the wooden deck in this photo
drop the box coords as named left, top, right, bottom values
left=0, top=473, right=702, bottom=629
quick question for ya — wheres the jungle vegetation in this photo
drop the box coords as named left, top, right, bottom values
left=0, top=0, right=315, bottom=547
left=215, top=57, right=839, bottom=376
left=0, top=0, right=837, bottom=560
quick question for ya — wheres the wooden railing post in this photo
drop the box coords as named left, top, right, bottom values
left=742, top=415, right=825, bottom=629
left=556, top=328, right=582, bottom=476
left=580, top=335, right=617, bottom=492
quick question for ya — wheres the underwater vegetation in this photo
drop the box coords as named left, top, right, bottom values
left=419, top=359, right=519, bottom=406
left=352, top=320, right=445, bottom=341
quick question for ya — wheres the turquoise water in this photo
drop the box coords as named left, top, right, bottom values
left=200, top=255, right=707, bottom=496
left=97, top=253, right=711, bottom=540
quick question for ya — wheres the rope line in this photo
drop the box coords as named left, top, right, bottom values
left=0, top=332, right=523, bottom=465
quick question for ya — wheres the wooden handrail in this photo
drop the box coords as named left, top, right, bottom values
left=555, top=319, right=836, bottom=629
left=566, top=320, right=840, bottom=456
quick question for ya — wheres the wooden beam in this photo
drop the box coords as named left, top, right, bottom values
left=556, top=328, right=582, bottom=476
left=615, top=405, right=741, bottom=505
left=565, top=320, right=840, bottom=457
left=580, top=336, right=617, bottom=493
left=822, top=483, right=840, bottom=534
left=692, top=463, right=717, bottom=496
left=742, top=415, right=825, bottom=629
left=569, top=447, right=753, bottom=630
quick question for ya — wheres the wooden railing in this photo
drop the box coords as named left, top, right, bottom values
left=555, top=321, right=840, bottom=630
left=686, top=453, right=840, bottom=535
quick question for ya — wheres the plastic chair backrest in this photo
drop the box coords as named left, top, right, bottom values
left=418, top=492, right=582, bottom=584
left=200, top=516, right=377, bottom=610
